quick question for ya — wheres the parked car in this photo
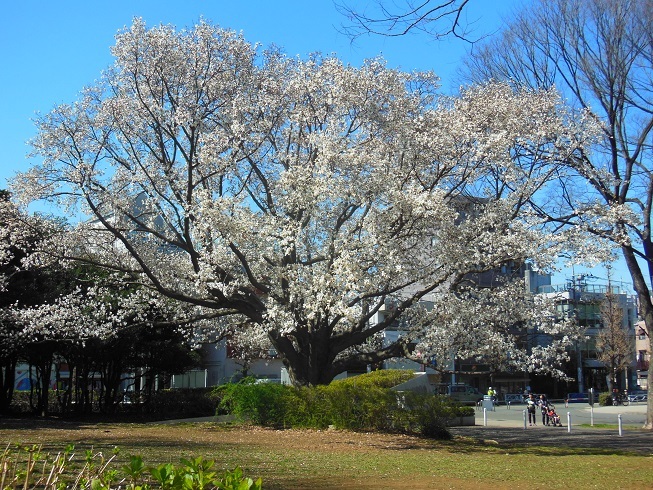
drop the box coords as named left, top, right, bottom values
left=566, top=392, right=600, bottom=404
left=435, top=383, right=483, bottom=405
left=566, top=392, right=588, bottom=403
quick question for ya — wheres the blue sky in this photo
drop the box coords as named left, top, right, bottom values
left=1, top=0, right=519, bottom=189
left=0, top=0, right=635, bottom=290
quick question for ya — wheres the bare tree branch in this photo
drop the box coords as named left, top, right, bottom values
left=461, top=0, right=653, bottom=428
left=336, top=0, right=475, bottom=41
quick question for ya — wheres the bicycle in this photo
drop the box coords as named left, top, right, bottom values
left=612, top=391, right=630, bottom=406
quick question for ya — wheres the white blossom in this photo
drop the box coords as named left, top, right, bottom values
left=11, top=19, right=602, bottom=385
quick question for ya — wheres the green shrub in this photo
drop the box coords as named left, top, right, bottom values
left=217, top=372, right=463, bottom=439
left=400, top=393, right=454, bottom=439
left=319, top=380, right=398, bottom=431
left=9, top=390, right=65, bottom=415
left=218, top=380, right=295, bottom=426
left=330, top=369, right=416, bottom=389
left=598, top=392, right=613, bottom=406
left=0, top=445, right=261, bottom=490
left=318, top=370, right=424, bottom=432
left=282, top=385, right=331, bottom=428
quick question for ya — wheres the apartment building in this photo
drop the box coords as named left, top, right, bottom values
left=535, top=274, right=638, bottom=394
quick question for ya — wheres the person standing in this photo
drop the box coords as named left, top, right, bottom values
left=538, top=394, right=549, bottom=426
left=527, top=394, right=537, bottom=426
left=487, top=386, right=496, bottom=406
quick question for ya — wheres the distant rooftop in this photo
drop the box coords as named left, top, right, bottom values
left=537, top=283, right=622, bottom=294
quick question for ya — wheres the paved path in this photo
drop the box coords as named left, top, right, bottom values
left=474, top=400, right=647, bottom=427
left=448, top=401, right=653, bottom=455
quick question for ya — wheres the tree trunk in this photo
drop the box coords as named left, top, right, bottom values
left=74, top=365, right=93, bottom=414
left=32, top=358, right=52, bottom=417
left=100, top=359, right=124, bottom=413
left=277, top=327, right=339, bottom=387
left=273, top=320, right=409, bottom=387
left=622, top=245, right=653, bottom=429
left=54, top=362, right=73, bottom=415
left=0, top=359, right=17, bottom=414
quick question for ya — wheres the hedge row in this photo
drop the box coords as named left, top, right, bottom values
left=215, top=370, right=473, bottom=439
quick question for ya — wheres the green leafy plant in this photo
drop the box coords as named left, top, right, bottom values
left=178, top=456, right=217, bottom=489
left=0, top=444, right=261, bottom=490
left=146, top=459, right=262, bottom=490
left=216, top=466, right=262, bottom=490
left=218, top=379, right=293, bottom=426
left=122, top=454, right=146, bottom=487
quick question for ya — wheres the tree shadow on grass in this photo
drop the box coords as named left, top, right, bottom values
left=2, top=418, right=650, bottom=458
left=446, top=426, right=653, bottom=456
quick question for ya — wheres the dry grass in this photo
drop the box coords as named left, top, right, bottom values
left=1, top=419, right=652, bottom=489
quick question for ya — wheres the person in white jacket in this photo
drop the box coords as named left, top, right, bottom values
left=527, top=394, right=537, bottom=426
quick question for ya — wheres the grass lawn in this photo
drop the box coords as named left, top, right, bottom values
left=1, top=420, right=652, bottom=489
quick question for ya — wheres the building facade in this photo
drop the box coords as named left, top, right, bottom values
left=536, top=274, right=638, bottom=394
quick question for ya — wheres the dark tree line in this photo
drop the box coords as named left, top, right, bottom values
left=1, top=191, right=200, bottom=416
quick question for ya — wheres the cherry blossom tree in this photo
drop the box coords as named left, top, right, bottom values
left=10, top=273, right=210, bottom=414
left=0, top=192, right=63, bottom=413
left=13, top=19, right=601, bottom=386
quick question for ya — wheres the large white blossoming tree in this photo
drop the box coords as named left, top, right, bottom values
left=13, top=19, right=600, bottom=386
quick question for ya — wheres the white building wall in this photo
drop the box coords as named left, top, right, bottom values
left=199, top=341, right=284, bottom=385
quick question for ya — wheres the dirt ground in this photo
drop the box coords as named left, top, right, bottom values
left=1, top=417, right=652, bottom=489
left=0, top=418, right=475, bottom=489
left=0, top=416, right=442, bottom=450
left=2, top=415, right=652, bottom=454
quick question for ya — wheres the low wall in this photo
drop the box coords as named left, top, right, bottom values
left=445, top=415, right=475, bottom=426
